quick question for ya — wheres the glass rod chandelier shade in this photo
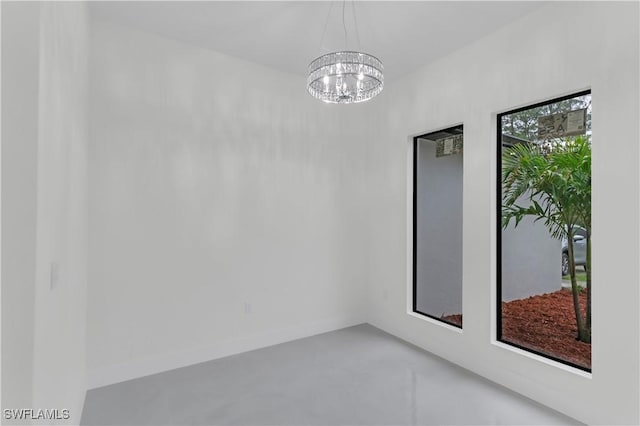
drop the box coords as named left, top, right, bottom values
left=307, top=51, right=384, bottom=104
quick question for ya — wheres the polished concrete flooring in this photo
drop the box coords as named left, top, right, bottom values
left=81, top=324, right=580, bottom=425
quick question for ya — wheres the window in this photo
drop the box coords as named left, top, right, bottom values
left=413, top=125, right=463, bottom=328
left=497, top=91, right=592, bottom=371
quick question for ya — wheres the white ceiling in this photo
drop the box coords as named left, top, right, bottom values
left=90, top=1, right=546, bottom=81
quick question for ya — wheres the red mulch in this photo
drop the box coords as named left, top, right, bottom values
left=441, top=314, right=462, bottom=328
left=442, top=289, right=590, bottom=370
left=501, top=288, right=590, bottom=370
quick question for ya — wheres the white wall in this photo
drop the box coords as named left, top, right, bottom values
left=364, top=2, right=639, bottom=424
left=2, top=2, right=90, bottom=425
left=502, top=195, right=561, bottom=302
left=415, top=138, right=463, bottom=317
left=86, top=20, right=370, bottom=388
left=32, top=3, right=90, bottom=423
left=1, top=2, right=40, bottom=417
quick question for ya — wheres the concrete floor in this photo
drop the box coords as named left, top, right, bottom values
left=81, top=324, right=580, bottom=425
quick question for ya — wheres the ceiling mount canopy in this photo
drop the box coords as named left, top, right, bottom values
left=307, top=1, right=384, bottom=104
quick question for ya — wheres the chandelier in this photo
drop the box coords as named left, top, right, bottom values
left=307, top=51, right=384, bottom=104
left=307, top=2, right=384, bottom=104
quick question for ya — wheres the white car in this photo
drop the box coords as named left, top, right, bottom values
left=561, top=226, right=587, bottom=276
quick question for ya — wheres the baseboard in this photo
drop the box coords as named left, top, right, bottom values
left=87, top=315, right=364, bottom=390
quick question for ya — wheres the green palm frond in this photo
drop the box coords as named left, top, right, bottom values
left=501, top=136, right=591, bottom=241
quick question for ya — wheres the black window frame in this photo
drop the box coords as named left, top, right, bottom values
left=496, top=89, right=592, bottom=372
left=412, top=125, right=464, bottom=329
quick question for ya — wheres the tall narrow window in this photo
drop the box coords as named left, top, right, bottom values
left=498, top=91, right=592, bottom=371
left=413, top=125, right=463, bottom=328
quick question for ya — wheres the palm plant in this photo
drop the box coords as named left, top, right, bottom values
left=502, top=136, right=591, bottom=343
left=569, top=137, right=591, bottom=341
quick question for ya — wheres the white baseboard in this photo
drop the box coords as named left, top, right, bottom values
left=87, top=315, right=364, bottom=390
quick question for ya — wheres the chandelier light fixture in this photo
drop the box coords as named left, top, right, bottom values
left=307, top=2, right=384, bottom=104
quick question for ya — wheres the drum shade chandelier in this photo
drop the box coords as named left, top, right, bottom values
left=307, top=2, right=384, bottom=104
